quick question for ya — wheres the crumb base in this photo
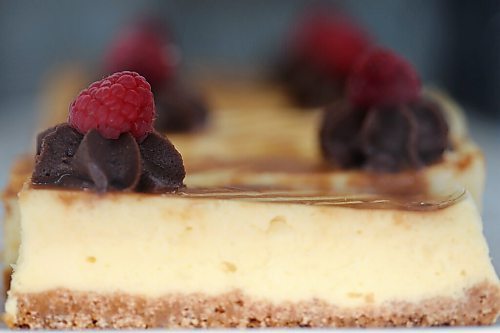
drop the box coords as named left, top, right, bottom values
left=6, top=282, right=500, bottom=328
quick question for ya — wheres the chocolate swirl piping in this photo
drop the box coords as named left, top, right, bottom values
left=32, top=124, right=185, bottom=193
left=72, top=130, right=142, bottom=192
left=320, top=98, right=449, bottom=172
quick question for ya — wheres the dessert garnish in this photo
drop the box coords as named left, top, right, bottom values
left=278, top=10, right=372, bottom=108
left=320, top=48, right=449, bottom=172
left=104, top=20, right=209, bottom=133
left=32, top=71, right=185, bottom=193
left=69, top=70, right=155, bottom=140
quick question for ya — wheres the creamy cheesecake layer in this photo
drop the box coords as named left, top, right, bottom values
left=1, top=134, right=484, bottom=296
left=2, top=82, right=483, bottom=275
left=6, top=186, right=499, bottom=323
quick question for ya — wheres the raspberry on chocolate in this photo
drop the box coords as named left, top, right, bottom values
left=320, top=47, right=449, bottom=172
left=68, top=71, right=155, bottom=141
left=37, top=71, right=185, bottom=192
left=347, top=48, right=421, bottom=108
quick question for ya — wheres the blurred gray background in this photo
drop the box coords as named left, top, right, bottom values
left=0, top=0, right=499, bottom=117
left=0, top=0, right=499, bottom=281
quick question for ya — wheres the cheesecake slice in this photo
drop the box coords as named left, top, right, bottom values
left=1, top=81, right=486, bottom=298
left=5, top=185, right=500, bottom=328
left=4, top=66, right=497, bottom=328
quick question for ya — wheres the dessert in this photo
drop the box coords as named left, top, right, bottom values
left=5, top=184, right=500, bottom=328
left=320, top=48, right=445, bottom=172
left=276, top=9, right=372, bottom=108
left=1, top=71, right=486, bottom=299
left=4, top=71, right=499, bottom=328
left=34, top=72, right=184, bottom=193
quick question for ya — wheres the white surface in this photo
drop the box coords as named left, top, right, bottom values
left=0, top=96, right=498, bottom=329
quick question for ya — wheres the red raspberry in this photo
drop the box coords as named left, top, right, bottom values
left=291, top=11, right=372, bottom=77
left=69, top=71, right=155, bottom=140
left=347, top=48, right=421, bottom=108
left=104, top=22, right=174, bottom=89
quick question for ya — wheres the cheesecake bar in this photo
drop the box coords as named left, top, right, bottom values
left=5, top=185, right=499, bottom=328
left=0, top=98, right=484, bottom=284
left=1, top=73, right=486, bottom=296
left=4, top=69, right=500, bottom=329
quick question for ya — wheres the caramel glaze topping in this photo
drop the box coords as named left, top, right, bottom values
left=176, top=186, right=465, bottom=212
left=37, top=184, right=466, bottom=213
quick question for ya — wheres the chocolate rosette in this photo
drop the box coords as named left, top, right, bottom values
left=320, top=48, right=450, bottom=172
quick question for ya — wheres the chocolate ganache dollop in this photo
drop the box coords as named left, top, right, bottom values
left=33, top=124, right=185, bottom=193
left=32, top=71, right=185, bottom=193
left=320, top=49, right=449, bottom=172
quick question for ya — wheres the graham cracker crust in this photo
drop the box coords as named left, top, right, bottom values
left=7, top=282, right=500, bottom=328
